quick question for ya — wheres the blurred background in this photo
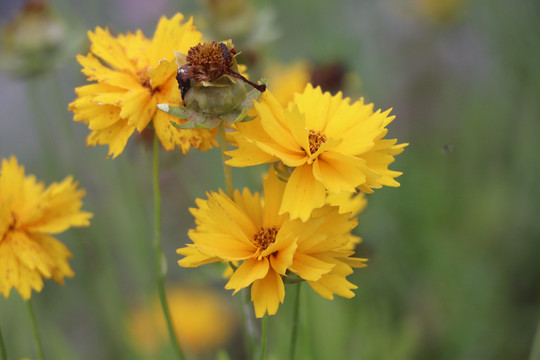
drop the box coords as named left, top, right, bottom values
left=0, top=0, right=539, bottom=359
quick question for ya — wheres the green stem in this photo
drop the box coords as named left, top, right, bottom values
left=289, top=283, right=302, bottom=360
left=26, top=300, right=45, bottom=360
left=218, top=123, right=234, bottom=197
left=529, top=313, right=540, bottom=360
left=259, top=315, right=268, bottom=360
left=152, top=133, right=185, bottom=360
left=0, top=324, right=7, bottom=360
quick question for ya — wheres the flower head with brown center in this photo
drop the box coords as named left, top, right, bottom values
left=178, top=168, right=365, bottom=317
left=226, top=84, right=408, bottom=221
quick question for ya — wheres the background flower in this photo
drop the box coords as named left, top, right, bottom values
left=0, top=156, right=92, bottom=299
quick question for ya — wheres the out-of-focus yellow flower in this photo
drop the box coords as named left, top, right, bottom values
left=264, top=62, right=310, bottom=106
left=415, top=0, right=465, bottom=25
left=227, top=84, right=407, bottom=221
left=69, top=13, right=218, bottom=158
left=128, top=285, right=237, bottom=355
left=0, top=156, right=92, bottom=299
left=178, top=168, right=366, bottom=317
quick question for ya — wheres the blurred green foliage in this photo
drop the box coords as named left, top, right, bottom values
left=0, top=0, right=539, bottom=359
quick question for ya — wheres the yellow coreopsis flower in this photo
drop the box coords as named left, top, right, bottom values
left=178, top=168, right=365, bottom=317
left=69, top=13, right=218, bottom=158
left=128, top=285, right=237, bottom=355
left=0, top=156, right=92, bottom=299
left=226, top=84, right=407, bottom=221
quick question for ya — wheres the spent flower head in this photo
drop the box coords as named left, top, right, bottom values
left=0, top=156, right=92, bottom=299
left=158, top=41, right=266, bottom=129
left=69, top=13, right=218, bottom=158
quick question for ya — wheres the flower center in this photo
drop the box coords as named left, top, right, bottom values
left=185, top=41, right=237, bottom=83
left=0, top=212, right=16, bottom=243
left=252, top=227, right=278, bottom=250
left=136, top=68, right=157, bottom=95
left=308, top=129, right=327, bottom=154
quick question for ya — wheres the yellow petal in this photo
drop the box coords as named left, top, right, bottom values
left=10, top=231, right=53, bottom=278
left=77, top=53, right=140, bottom=89
left=261, top=168, right=287, bottom=227
left=16, top=262, right=44, bottom=300
left=87, top=119, right=136, bottom=158
left=88, top=27, right=136, bottom=72
left=280, top=165, right=326, bottom=221
left=177, top=244, right=221, bottom=268
left=190, top=232, right=254, bottom=261
left=290, top=252, right=334, bottom=281
left=225, top=258, right=269, bottom=294
left=267, top=231, right=297, bottom=275
left=34, top=234, right=74, bottom=284
left=251, top=269, right=284, bottom=317
left=148, top=59, right=177, bottom=89
left=313, top=151, right=368, bottom=192
left=23, top=177, right=92, bottom=234
left=149, top=14, right=202, bottom=66
left=255, top=91, right=300, bottom=152
left=0, top=240, right=19, bottom=298
left=119, top=89, right=155, bottom=132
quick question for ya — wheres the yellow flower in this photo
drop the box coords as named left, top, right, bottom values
left=0, top=156, right=92, bottom=299
left=128, top=285, right=237, bottom=355
left=69, top=13, right=218, bottom=158
left=178, top=168, right=364, bottom=317
left=227, top=84, right=407, bottom=221
left=264, top=62, right=310, bottom=107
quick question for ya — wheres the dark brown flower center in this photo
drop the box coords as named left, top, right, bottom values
left=252, top=227, right=278, bottom=250
left=185, top=41, right=237, bottom=83
left=308, top=129, right=327, bottom=154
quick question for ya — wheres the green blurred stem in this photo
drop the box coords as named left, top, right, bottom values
left=259, top=315, right=268, bottom=360
left=529, top=314, right=540, bottom=360
left=152, top=133, right=185, bottom=360
left=26, top=300, right=45, bottom=360
left=289, top=283, right=302, bottom=360
left=0, top=324, right=7, bottom=360
left=218, top=123, right=234, bottom=197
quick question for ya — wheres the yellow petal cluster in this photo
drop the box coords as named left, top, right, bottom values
left=0, top=156, right=92, bottom=299
left=227, top=84, right=407, bottom=221
left=177, top=169, right=366, bottom=318
left=69, top=13, right=218, bottom=158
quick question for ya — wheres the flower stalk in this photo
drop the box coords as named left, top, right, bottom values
left=218, top=122, right=234, bottom=197
left=259, top=315, right=268, bottom=360
left=0, top=325, right=7, bottom=360
left=289, top=283, right=302, bottom=360
left=26, top=300, right=45, bottom=360
left=152, top=133, right=185, bottom=360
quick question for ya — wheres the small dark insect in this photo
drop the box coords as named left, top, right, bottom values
left=220, top=42, right=233, bottom=63
left=176, top=66, right=192, bottom=100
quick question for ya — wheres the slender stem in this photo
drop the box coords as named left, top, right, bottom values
left=0, top=324, right=7, bottom=360
left=259, top=315, right=268, bottom=360
left=218, top=123, right=234, bottom=197
left=152, top=133, right=185, bottom=360
left=289, top=283, right=302, bottom=360
left=26, top=300, right=45, bottom=360
left=529, top=313, right=540, bottom=360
